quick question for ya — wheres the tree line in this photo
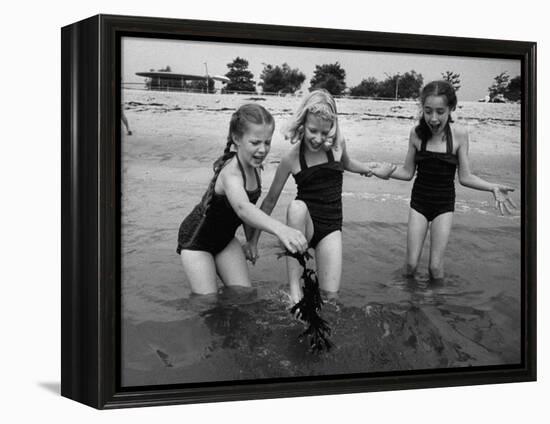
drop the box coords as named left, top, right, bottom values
left=149, top=60, right=521, bottom=102
left=487, top=72, right=521, bottom=102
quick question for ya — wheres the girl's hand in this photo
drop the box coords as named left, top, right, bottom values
left=492, top=185, right=517, bottom=215
left=242, top=242, right=259, bottom=264
left=372, top=162, right=397, bottom=179
left=276, top=226, right=308, bottom=254
left=360, top=162, right=381, bottom=177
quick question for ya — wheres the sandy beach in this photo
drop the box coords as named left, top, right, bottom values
left=120, top=89, right=521, bottom=386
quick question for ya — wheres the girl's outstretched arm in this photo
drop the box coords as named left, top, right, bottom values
left=221, top=166, right=307, bottom=253
left=389, top=128, right=417, bottom=181
left=456, top=129, right=516, bottom=214
left=340, top=139, right=396, bottom=179
left=249, top=153, right=293, bottom=246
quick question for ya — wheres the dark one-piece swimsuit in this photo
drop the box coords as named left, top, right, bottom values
left=293, top=141, right=344, bottom=249
left=410, top=127, right=458, bottom=222
left=176, top=156, right=261, bottom=255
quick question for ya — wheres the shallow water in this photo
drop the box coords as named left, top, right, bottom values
left=123, top=279, right=520, bottom=386
left=120, top=90, right=521, bottom=387
left=121, top=221, right=520, bottom=387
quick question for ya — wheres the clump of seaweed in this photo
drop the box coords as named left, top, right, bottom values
left=277, top=250, right=333, bottom=352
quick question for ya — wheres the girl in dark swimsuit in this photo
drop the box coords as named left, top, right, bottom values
left=177, top=104, right=307, bottom=295
left=249, top=90, right=395, bottom=303
left=389, top=80, right=516, bottom=282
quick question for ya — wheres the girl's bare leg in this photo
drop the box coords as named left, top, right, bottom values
left=428, top=212, right=453, bottom=282
left=180, top=250, right=218, bottom=294
left=215, top=238, right=252, bottom=288
left=286, top=200, right=314, bottom=303
left=314, top=230, right=342, bottom=296
left=406, top=208, right=430, bottom=276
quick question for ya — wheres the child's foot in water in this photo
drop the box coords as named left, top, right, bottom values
left=403, top=264, right=418, bottom=279
left=428, top=268, right=445, bottom=286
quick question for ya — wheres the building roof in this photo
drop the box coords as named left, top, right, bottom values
left=135, top=71, right=229, bottom=83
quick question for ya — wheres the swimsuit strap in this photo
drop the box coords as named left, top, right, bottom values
left=326, top=148, right=335, bottom=162
left=299, top=139, right=336, bottom=168
left=420, top=137, right=428, bottom=152
left=445, top=124, right=453, bottom=155
left=419, top=126, right=453, bottom=154
left=253, top=167, right=261, bottom=190
left=235, top=154, right=248, bottom=188
left=235, top=154, right=261, bottom=191
left=299, top=140, right=308, bottom=171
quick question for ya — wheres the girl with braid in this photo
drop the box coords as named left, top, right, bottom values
left=249, top=90, right=395, bottom=303
left=177, top=103, right=308, bottom=295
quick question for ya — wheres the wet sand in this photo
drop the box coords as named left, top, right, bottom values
left=120, top=90, right=521, bottom=386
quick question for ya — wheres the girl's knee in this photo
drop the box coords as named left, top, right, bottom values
left=287, top=199, right=307, bottom=215
left=286, top=200, right=308, bottom=224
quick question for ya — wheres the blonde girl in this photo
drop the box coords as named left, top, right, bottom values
left=250, top=90, right=395, bottom=303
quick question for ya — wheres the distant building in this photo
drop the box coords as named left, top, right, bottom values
left=135, top=71, right=229, bottom=92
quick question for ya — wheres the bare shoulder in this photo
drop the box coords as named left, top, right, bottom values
left=279, top=143, right=300, bottom=172
left=409, top=126, right=421, bottom=149
left=216, top=157, right=243, bottom=193
left=452, top=124, right=470, bottom=149
left=218, top=156, right=240, bottom=178
left=340, top=137, right=347, bottom=149
left=340, top=137, right=348, bottom=151
left=452, top=124, right=469, bottom=139
left=333, top=138, right=346, bottom=160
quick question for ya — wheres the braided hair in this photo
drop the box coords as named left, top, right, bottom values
left=199, top=103, right=274, bottom=214
left=415, top=80, right=457, bottom=145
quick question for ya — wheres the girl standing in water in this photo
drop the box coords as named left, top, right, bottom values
left=177, top=104, right=307, bottom=295
left=249, top=90, right=395, bottom=303
left=389, top=80, right=516, bottom=282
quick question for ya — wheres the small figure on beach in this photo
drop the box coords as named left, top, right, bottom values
left=250, top=89, right=395, bottom=303
left=388, top=80, right=516, bottom=282
left=121, top=110, right=132, bottom=135
left=177, top=104, right=308, bottom=295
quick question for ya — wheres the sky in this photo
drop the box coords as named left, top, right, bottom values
left=122, top=37, right=521, bottom=101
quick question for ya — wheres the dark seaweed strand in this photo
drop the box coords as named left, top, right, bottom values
left=277, top=251, right=333, bottom=352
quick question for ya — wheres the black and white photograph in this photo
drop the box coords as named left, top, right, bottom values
left=120, top=36, right=522, bottom=387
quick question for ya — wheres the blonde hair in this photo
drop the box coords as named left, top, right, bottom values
left=283, top=89, right=343, bottom=150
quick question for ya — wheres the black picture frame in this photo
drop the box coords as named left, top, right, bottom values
left=61, top=14, right=536, bottom=409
